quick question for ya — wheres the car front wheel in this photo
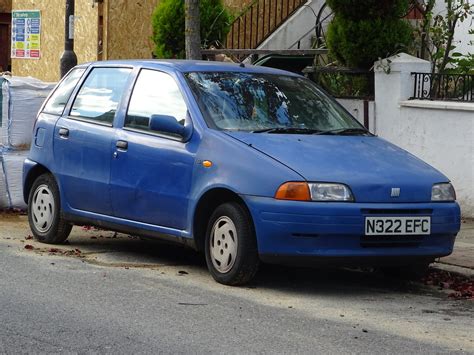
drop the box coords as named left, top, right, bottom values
left=205, top=202, right=259, bottom=285
left=28, top=173, right=72, bottom=244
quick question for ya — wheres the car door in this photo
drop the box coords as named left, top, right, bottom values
left=53, top=66, right=132, bottom=214
left=110, top=68, right=197, bottom=230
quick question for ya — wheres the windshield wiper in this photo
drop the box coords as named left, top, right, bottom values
left=251, top=127, right=324, bottom=134
left=315, top=128, right=372, bottom=136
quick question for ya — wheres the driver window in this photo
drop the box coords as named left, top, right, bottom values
left=125, top=69, right=187, bottom=133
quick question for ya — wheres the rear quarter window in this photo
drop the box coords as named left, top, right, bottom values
left=42, top=68, right=85, bottom=116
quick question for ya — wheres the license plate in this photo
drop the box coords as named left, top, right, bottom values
left=365, top=216, right=431, bottom=236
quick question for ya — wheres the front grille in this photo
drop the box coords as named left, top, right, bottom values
left=360, top=235, right=424, bottom=248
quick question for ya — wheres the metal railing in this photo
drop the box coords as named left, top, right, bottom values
left=412, top=72, right=474, bottom=102
left=226, top=0, right=307, bottom=50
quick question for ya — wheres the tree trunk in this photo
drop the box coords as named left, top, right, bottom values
left=420, top=0, right=436, bottom=60
left=185, top=0, right=201, bottom=60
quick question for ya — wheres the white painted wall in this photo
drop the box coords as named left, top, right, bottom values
left=374, top=53, right=474, bottom=218
left=257, top=0, right=325, bottom=50
left=336, top=98, right=376, bottom=133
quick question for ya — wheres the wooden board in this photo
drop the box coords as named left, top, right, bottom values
left=11, top=0, right=98, bottom=82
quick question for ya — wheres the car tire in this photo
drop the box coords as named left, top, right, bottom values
left=28, top=173, right=72, bottom=244
left=381, top=263, right=430, bottom=280
left=205, top=202, right=259, bottom=286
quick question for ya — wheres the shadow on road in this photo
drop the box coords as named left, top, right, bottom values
left=66, top=230, right=427, bottom=298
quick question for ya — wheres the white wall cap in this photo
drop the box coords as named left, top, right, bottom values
left=374, top=53, right=430, bottom=73
left=400, top=99, right=474, bottom=112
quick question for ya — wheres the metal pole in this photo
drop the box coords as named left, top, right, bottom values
left=60, top=0, right=77, bottom=78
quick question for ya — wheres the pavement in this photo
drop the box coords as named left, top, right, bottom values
left=1, top=212, right=473, bottom=353
left=436, top=218, right=474, bottom=276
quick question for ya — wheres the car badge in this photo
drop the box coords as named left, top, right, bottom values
left=391, top=188, right=401, bottom=197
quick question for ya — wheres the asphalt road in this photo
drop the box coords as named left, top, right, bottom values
left=1, top=213, right=473, bottom=354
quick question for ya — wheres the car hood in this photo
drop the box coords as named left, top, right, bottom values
left=226, top=132, right=448, bottom=203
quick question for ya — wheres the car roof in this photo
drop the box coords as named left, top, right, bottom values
left=79, top=59, right=302, bottom=77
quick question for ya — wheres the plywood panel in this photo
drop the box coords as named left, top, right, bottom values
left=106, top=0, right=159, bottom=60
left=11, top=0, right=64, bottom=81
left=11, top=1, right=99, bottom=82
left=0, top=0, right=12, bottom=13
left=75, top=1, right=98, bottom=65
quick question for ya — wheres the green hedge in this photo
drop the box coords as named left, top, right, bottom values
left=326, top=0, right=413, bottom=69
left=152, top=0, right=231, bottom=59
left=325, top=0, right=409, bottom=19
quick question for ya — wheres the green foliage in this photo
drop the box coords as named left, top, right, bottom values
left=415, top=0, right=473, bottom=74
left=325, top=0, right=409, bottom=19
left=152, top=0, right=231, bottom=59
left=327, top=16, right=413, bottom=69
left=326, top=0, right=413, bottom=69
left=312, top=71, right=373, bottom=98
left=444, top=53, right=474, bottom=74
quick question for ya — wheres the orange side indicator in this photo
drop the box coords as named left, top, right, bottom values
left=202, top=160, right=213, bottom=168
left=275, top=182, right=311, bottom=201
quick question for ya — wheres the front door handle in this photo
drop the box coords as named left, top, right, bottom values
left=116, top=140, right=128, bottom=151
left=58, top=127, right=69, bottom=138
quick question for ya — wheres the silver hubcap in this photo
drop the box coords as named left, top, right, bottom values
left=210, top=216, right=238, bottom=274
left=31, top=184, right=55, bottom=233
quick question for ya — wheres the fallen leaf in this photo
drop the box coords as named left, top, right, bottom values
left=24, top=245, right=34, bottom=250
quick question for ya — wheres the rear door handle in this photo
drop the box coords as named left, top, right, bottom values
left=58, top=127, right=69, bottom=138
left=116, top=140, right=128, bottom=151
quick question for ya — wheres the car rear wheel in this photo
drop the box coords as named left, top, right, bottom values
left=28, top=173, right=72, bottom=244
left=205, top=202, right=259, bottom=285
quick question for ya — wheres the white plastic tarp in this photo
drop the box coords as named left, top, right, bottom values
left=0, top=149, right=28, bottom=209
left=0, top=76, right=55, bottom=149
left=0, top=154, right=9, bottom=208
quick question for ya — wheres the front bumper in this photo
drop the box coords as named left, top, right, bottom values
left=243, top=195, right=460, bottom=266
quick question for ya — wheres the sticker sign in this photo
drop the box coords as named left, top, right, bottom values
left=11, top=10, right=41, bottom=59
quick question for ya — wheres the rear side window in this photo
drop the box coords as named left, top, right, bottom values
left=70, top=67, right=131, bottom=125
left=42, top=68, right=85, bottom=115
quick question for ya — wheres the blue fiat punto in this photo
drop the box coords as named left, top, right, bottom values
left=23, top=60, right=460, bottom=285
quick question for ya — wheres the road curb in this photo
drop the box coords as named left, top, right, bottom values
left=432, top=262, right=474, bottom=278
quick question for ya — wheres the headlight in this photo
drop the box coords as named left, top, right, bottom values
left=275, top=182, right=354, bottom=202
left=309, top=183, right=354, bottom=202
left=431, top=183, right=456, bottom=201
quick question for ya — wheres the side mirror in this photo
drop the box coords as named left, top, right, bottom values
left=149, top=114, right=192, bottom=141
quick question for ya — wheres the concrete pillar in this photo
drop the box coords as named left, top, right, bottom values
left=373, top=53, right=430, bottom=138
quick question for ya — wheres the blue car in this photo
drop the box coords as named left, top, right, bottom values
left=23, top=60, right=460, bottom=285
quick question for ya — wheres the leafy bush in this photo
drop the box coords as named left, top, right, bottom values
left=327, top=17, right=413, bottom=69
left=325, top=0, right=409, bottom=19
left=152, top=0, right=231, bottom=59
left=326, top=0, right=413, bottom=69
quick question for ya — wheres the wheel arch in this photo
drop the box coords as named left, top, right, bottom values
left=192, top=187, right=255, bottom=253
left=23, top=163, right=52, bottom=204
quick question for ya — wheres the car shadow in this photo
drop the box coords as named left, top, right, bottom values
left=66, top=229, right=429, bottom=298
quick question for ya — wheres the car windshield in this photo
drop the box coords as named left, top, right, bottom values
left=185, top=71, right=365, bottom=133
